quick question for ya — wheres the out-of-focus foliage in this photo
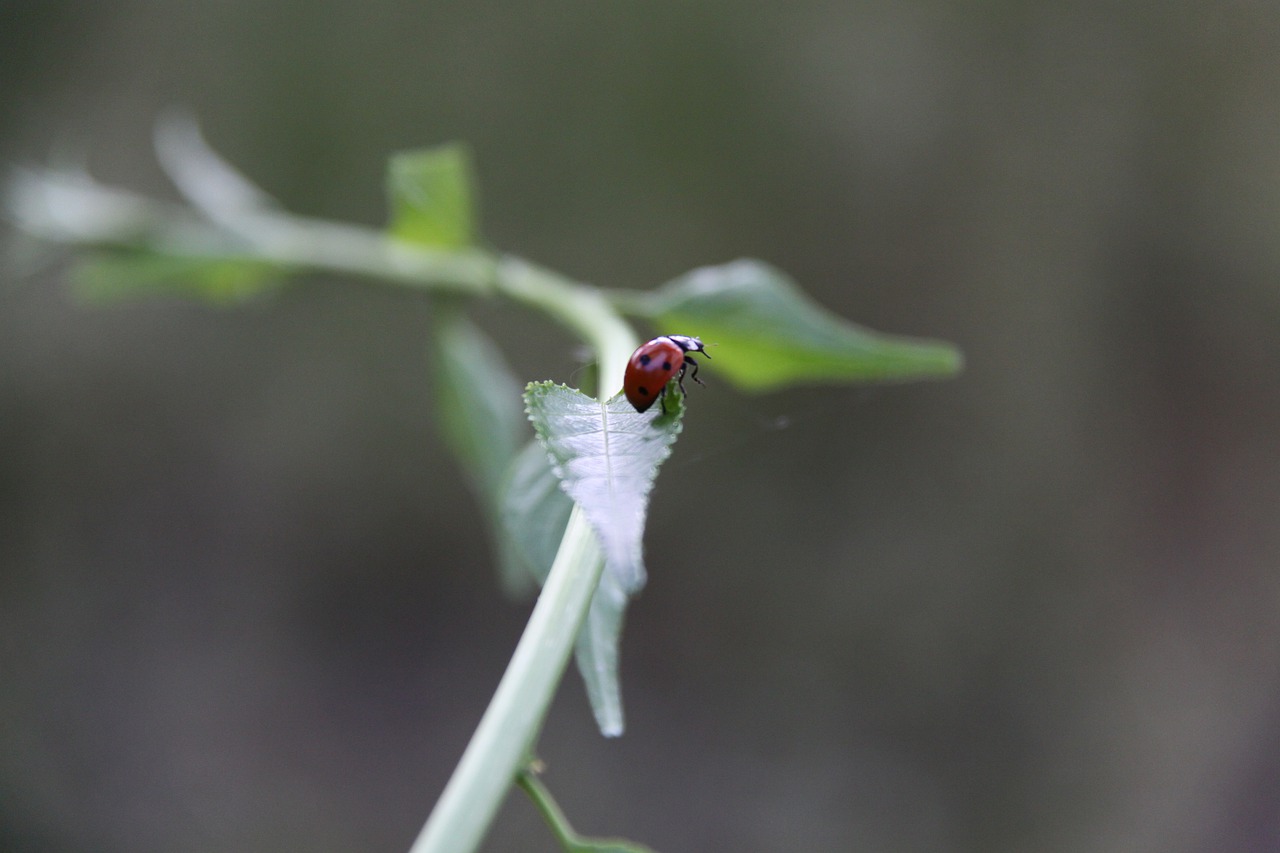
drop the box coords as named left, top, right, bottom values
left=387, top=144, right=477, bottom=249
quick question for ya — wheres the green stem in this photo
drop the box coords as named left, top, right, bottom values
left=516, top=764, right=582, bottom=847
left=494, top=256, right=638, bottom=394
left=6, top=166, right=499, bottom=295
left=229, top=210, right=499, bottom=294
left=409, top=509, right=603, bottom=853
left=517, top=763, right=658, bottom=853
left=411, top=268, right=640, bottom=853
left=603, top=287, right=657, bottom=319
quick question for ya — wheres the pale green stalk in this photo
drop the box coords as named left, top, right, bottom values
left=409, top=259, right=639, bottom=853
left=408, top=507, right=602, bottom=853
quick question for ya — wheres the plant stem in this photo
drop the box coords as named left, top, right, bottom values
left=517, top=763, right=659, bottom=853
left=231, top=211, right=500, bottom=294
left=4, top=167, right=499, bottom=296
left=515, top=764, right=582, bottom=847
left=494, top=256, right=637, bottom=394
left=410, top=266, right=639, bottom=852
left=409, top=508, right=603, bottom=853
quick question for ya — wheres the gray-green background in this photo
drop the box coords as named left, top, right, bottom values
left=3, top=2, right=1279, bottom=851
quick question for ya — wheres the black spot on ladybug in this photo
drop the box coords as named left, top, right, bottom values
left=662, top=361, right=672, bottom=370
left=638, top=386, right=650, bottom=397
left=639, top=354, right=651, bottom=366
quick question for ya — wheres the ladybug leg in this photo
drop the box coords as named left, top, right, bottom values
left=685, top=356, right=706, bottom=387
left=658, top=384, right=669, bottom=414
left=675, top=358, right=705, bottom=399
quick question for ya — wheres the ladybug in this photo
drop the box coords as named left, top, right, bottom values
left=623, top=334, right=710, bottom=413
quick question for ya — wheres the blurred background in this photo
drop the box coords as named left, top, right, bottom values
left=2, top=2, right=1279, bottom=851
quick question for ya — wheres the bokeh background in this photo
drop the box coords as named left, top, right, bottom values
left=3, top=2, right=1279, bottom=851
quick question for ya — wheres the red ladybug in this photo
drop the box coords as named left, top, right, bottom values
left=623, top=334, right=709, bottom=413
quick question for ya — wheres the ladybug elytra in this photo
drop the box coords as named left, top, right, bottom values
left=623, top=334, right=709, bottom=413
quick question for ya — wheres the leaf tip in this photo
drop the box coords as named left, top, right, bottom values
left=915, top=339, right=965, bottom=378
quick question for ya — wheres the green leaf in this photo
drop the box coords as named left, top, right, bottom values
left=432, top=313, right=528, bottom=594
left=646, top=259, right=963, bottom=391
left=524, top=383, right=685, bottom=593
left=433, top=313, right=525, bottom=499
left=70, top=250, right=282, bottom=304
left=523, top=382, right=686, bottom=735
left=498, top=440, right=575, bottom=592
left=386, top=144, right=477, bottom=249
left=571, top=556, right=630, bottom=737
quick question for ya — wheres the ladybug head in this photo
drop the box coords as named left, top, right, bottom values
left=664, top=335, right=709, bottom=357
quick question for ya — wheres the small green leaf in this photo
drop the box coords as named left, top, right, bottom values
left=524, top=383, right=684, bottom=593
left=523, top=382, right=686, bottom=736
left=646, top=259, right=962, bottom=391
left=571, top=558, right=629, bottom=736
left=70, top=249, right=282, bottom=304
left=386, top=144, right=476, bottom=249
left=498, top=440, right=575, bottom=589
left=433, top=313, right=525, bottom=499
left=432, top=313, right=527, bottom=593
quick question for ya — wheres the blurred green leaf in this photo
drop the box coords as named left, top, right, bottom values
left=646, top=259, right=962, bottom=391
left=523, top=382, right=685, bottom=735
left=570, top=553, right=631, bottom=738
left=499, top=440, right=575, bottom=588
left=154, top=112, right=279, bottom=218
left=434, top=313, right=525, bottom=499
left=70, top=250, right=282, bottom=304
left=432, top=312, right=528, bottom=593
left=386, top=144, right=476, bottom=249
